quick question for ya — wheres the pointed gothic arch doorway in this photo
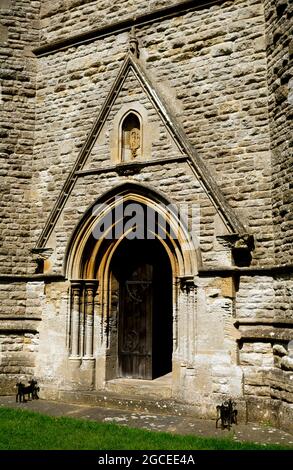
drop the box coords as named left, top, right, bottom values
left=111, top=238, right=172, bottom=380
left=65, top=183, right=200, bottom=387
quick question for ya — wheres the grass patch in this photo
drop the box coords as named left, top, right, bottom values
left=0, top=407, right=291, bottom=450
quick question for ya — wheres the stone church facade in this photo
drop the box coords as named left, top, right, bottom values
left=0, top=0, right=292, bottom=431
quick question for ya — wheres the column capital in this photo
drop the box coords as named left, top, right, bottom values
left=71, top=280, right=83, bottom=290
left=84, top=280, right=99, bottom=294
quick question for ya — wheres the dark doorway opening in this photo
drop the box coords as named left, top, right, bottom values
left=111, top=238, right=172, bottom=380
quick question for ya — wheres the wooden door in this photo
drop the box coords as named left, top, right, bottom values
left=118, top=264, right=153, bottom=379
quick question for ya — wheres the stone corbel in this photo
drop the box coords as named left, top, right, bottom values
left=216, top=234, right=254, bottom=267
left=116, top=162, right=141, bottom=176
left=177, top=275, right=196, bottom=293
left=31, top=247, right=54, bottom=273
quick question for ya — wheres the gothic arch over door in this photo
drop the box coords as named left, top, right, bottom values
left=65, top=183, right=200, bottom=384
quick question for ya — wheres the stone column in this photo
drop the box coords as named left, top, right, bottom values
left=70, top=282, right=82, bottom=357
left=173, top=276, right=197, bottom=401
left=84, top=281, right=98, bottom=358
left=177, top=276, right=197, bottom=362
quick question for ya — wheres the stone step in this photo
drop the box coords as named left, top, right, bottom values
left=105, top=373, right=173, bottom=400
left=42, top=385, right=248, bottom=423
left=55, top=389, right=187, bottom=417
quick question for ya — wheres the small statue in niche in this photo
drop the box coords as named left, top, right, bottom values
left=121, top=112, right=141, bottom=161
left=129, top=127, right=140, bottom=158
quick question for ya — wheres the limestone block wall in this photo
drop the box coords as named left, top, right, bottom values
left=274, top=274, right=293, bottom=321
left=0, top=0, right=40, bottom=275
left=0, top=0, right=40, bottom=394
left=265, top=0, right=293, bottom=404
left=240, top=342, right=273, bottom=397
left=175, top=276, right=243, bottom=406
left=237, top=274, right=293, bottom=407
left=264, top=0, right=293, bottom=264
left=236, top=274, right=293, bottom=323
left=139, top=0, right=274, bottom=264
left=0, top=282, right=27, bottom=316
left=236, top=276, right=275, bottom=321
left=46, top=163, right=225, bottom=273
left=0, top=281, right=43, bottom=393
left=39, top=0, right=182, bottom=44
left=33, top=274, right=244, bottom=406
left=0, top=279, right=64, bottom=395
left=35, top=281, right=70, bottom=394
left=0, top=332, right=39, bottom=394
left=0, top=0, right=292, bottom=431
left=32, top=0, right=275, bottom=267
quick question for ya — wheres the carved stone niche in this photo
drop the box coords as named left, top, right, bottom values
left=122, top=112, right=141, bottom=161
left=110, top=103, right=152, bottom=164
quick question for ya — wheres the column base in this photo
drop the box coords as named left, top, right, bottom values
left=80, top=357, right=96, bottom=389
left=68, top=356, right=82, bottom=385
left=82, top=357, right=96, bottom=369
left=68, top=356, right=82, bottom=366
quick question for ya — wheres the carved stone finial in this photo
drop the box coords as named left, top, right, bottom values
left=129, top=26, right=139, bottom=58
